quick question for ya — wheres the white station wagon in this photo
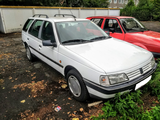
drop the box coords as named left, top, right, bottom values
left=22, top=14, right=157, bottom=101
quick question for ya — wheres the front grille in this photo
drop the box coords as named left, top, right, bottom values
left=127, top=62, right=152, bottom=81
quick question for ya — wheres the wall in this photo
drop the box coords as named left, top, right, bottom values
left=0, top=6, right=120, bottom=33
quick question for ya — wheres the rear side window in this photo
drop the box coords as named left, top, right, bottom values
left=28, top=20, right=43, bottom=38
left=91, top=18, right=103, bottom=27
left=22, top=19, right=33, bottom=32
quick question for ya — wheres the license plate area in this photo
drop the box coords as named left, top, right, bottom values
left=135, top=76, right=152, bottom=90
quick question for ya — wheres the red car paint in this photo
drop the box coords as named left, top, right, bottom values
left=87, top=16, right=160, bottom=58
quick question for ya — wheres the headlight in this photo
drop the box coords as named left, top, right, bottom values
left=151, top=57, right=155, bottom=68
left=100, top=73, right=129, bottom=86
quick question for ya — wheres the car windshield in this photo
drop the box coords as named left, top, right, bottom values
left=120, top=18, right=147, bottom=33
left=56, top=21, right=109, bottom=45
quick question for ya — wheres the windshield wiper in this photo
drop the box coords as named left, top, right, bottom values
left=140, top=28, right=147, bottom=32
left=90, top=36, right=108, bottom=41
left=62, top=39, right=89, bottom=44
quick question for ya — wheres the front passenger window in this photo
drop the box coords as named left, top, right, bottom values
left=41, top=21, right=55, bottom=43
left=28, top=20, right=43, bottom=38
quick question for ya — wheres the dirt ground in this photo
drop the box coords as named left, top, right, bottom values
left=0, top=21, right=160, bottom=120
left=0, top=33, right=103, bottom=120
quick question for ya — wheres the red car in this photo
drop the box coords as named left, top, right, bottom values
left=87, top=16, right=160, bottom=58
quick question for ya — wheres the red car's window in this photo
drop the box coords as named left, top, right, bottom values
left=91, top=18, right=103, bottom=27
left=104, top=19, right=122, bottom=33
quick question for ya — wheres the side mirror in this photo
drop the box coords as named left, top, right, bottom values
left=42, top=40, right=57, bottom=47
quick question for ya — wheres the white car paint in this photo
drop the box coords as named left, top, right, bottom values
left=22, top=15, right=156, bottom=100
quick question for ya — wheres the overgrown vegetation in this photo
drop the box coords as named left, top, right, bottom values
left=91, top=59, right=160, bottom=120
left=0, top=0, right=109, bottom=7
left=121, top=0, right=160, bottom=21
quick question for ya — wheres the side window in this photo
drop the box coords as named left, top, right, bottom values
left=22, top=19, right=33, bottom=32
left=41, top=21, right=55, bottom=43
left=91, top=18, right=103, bottom=27
left=104, top=19, right=122, bottom=33
left=28, top=20, right=43, bottom=38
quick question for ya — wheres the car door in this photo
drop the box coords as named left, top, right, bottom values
left=39, top=21, right=61, bottom=72
left=27, top=20, right=43, bottom=59
left=103, top=18, right=125, bottom=40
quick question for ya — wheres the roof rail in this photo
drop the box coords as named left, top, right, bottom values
left=32, top=14, right=49, bottom=18
left=54, top=14, right=76, bottom=18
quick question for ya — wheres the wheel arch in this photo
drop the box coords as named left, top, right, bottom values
left=23, top=42, right=28, bottom=48
left=64, top=65, right=82, bottom=79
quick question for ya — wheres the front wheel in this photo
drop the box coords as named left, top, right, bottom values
left=67, top=69, right=89, bottom=101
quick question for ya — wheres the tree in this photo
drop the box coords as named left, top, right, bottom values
left=64, top=0, right=109, bottom=7
left=153, top=0, right=160, bottom=21
left=83, top=0, right=109, bottom=7
left=120, top=0, right=135, bottom=16
left=137, top=0, right=150, bottom=7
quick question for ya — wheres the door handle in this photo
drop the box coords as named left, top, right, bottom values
left=39, top=45, right=42, bottom=48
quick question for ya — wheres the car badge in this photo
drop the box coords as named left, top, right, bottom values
left=140, top=68, right=143, bottom=74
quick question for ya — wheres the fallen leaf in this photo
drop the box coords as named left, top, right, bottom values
left=31, top=72, right=36, bottom=76
left=68, top=97, right=72, bottom=100
left=84, top=112, right=89, bottom=116
left=67, top=111, right=70, bottom=114
left=20, top=100, right=25, bottom=103
left=72, top=118, right=79, bottom=120
left=32, top=76, right=36, bottom=80
left=80, top=108, right=83, bottom=112
left=54, top=99, right=57, bottom=101
left=84, top=118, right=89, bottom=120
left=31, top=113, right=34, bottom=117
left=50, top=91, right=52, bottom=94
left=61, top=84, right=67, bottom=89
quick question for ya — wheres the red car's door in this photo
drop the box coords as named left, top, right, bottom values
left=103, top=18, right=125, bottom=40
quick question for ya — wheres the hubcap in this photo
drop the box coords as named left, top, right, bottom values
left=26, top=47, right=31, bottom=60
left=68, top=75, right=81, bottom=97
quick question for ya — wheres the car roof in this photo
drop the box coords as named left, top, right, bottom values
left=29, top=16, right=89, bottom=22
left=87, top=16, right=134, bottom=19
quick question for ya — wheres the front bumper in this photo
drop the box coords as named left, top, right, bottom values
left=84, top=63, right=157, bottom=99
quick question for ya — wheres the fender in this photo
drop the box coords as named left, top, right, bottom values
left=133, top=43, right=148, bottom=50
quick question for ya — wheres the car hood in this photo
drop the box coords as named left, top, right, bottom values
left=65, top=38, right=152, bottom=73
left=129, top=30, right=160, bottom=41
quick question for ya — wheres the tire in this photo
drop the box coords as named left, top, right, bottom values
left=26, top=46, right=34, bottom=61
left=67, top=69, right=89, bottom=101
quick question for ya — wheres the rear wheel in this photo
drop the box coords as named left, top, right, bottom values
left=26, top=46, right=35, bottom=61
left=67, top=69, right=89, bottom=101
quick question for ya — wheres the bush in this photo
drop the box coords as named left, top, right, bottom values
left=132, top=6, right=152, bottom=21
left=153, top=0, right=160, bottom=21
left=120, top=0, right=154, bottom=21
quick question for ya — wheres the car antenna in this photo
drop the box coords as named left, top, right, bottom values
left=70, top=9, right=76, bottom=21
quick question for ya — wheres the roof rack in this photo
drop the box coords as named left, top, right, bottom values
left=32, top=14, right=49, bottom=18
left=54, top=14, right=76, bottom=18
